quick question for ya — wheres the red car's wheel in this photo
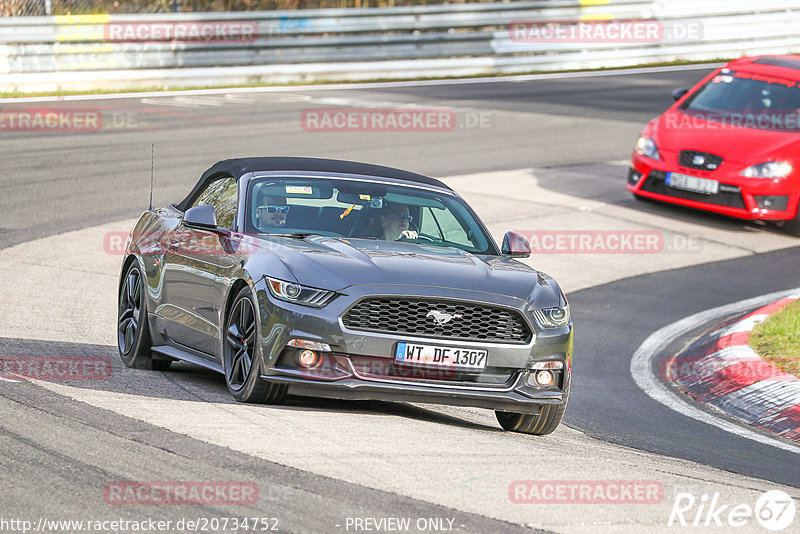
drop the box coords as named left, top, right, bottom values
left=783, top=211, right=800, bottom=237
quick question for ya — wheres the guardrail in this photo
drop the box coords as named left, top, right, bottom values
left=1, top=0, right=799, bottom=92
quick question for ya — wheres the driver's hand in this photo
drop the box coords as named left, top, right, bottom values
left=400, top=230, right=418, bottom=240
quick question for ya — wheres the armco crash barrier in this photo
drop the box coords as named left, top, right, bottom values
left=664, top=296, right=800, bottom=443
left=1, top=0, right=800, bottom=91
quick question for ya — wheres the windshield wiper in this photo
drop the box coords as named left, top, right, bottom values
left=265, top=232, right=321, bottom=239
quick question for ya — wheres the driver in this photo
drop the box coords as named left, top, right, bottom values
left=255, top=193, right=290, bottom=229
left=374, top=202, right=418, bottom=241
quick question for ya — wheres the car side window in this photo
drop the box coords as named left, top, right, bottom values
left=191, top=177, right=238, bottom=229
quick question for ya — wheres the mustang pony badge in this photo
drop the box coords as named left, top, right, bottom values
left=426, top=309, right=463, bottom=326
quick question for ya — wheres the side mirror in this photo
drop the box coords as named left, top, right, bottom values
left=672, top=88, right=689, bottom=101
left=502, top=231, right=531, bottom=258
left=183, top=204, right=218, bottom=229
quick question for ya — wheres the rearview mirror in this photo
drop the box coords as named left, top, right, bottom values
left=672, top=88, right=689, bottom=101
left=502, top=231, right=531, bottom=258
left=183, top=204, right=218, bottom=229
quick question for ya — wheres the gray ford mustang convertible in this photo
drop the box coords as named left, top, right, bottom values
left=118, top=157, right=572, bottom=435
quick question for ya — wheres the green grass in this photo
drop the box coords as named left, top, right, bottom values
left=0, top=58, right=730, bottom=99
left=750, top=300, right=800, bottom=377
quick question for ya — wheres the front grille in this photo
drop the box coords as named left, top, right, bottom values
left=341, top=298, right=531, bottom=344
left=679, top=150, right=723, bottom=171
left=641, top=171, right=746, bottom=209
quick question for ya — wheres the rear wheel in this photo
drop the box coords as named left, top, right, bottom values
left=223, top=287, right=287, bottom=403
left=117, top=262, right=172, bottom=371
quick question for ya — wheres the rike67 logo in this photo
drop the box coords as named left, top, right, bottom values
left=669, top=490, right=796, bottom=531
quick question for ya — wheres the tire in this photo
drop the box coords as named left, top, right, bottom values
left=495, top=403, right=567, bottom=436
left=117, top=261, right=172, bottom=371
left=783, top=211, right=800, bottom=237
left=223, top=286, right=287, bottom=403
left=496, top=382, right=569, bottom=436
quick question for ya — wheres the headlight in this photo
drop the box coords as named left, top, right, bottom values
left=635, top=136, right=660, bottom=160
left=266, top=277, right=335, bottom=307
left=740, top=161, right=793, bottom=179
left=533, top=306, right=570, bottom=328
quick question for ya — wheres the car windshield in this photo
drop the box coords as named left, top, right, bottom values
left=245, top=176, right=497, bottom=255
left=679, top=70, right=800, bottom=132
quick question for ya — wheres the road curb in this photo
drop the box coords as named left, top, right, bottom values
left=665, top=296, right=800, bottom=443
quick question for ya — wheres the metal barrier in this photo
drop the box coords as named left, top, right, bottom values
left=1, top=0, right=799, bottom=92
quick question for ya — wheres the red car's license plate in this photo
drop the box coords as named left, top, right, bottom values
left=666, top=172, right=719, bottom=195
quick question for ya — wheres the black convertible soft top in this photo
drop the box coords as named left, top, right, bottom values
left=176, top=157, right=450, bottom=212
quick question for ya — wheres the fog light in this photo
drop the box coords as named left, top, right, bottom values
left=628, top=168, right=643, bottom=184
left=754, top=195, right=789, bottom=211
left=536, top=370, right=554, bottom=386
left=298, top=349, right=320, bottom=368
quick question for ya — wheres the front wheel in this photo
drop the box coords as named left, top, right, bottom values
left=223, top=287, right=287, bottom=403
left=117, top=261, right=171, bottom=371
left=495, top=402, right=567, bottom=435
left=783, top=211, right=800, bottom=237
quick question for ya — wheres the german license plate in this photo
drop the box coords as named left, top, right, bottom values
left=666, top=172, right=719, bottom=195
left=395, top=342, right=488, bottom=371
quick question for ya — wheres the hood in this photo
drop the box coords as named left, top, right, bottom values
left=247, top=235, right=563, bottom=306
left=649, top=109, right=800, bottom=166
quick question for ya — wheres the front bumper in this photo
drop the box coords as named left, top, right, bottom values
left=263, top=372, right=564, bottom=414
left=627, top=153, right=800, bottom=221
left=254, top=280, right=572, bottom=414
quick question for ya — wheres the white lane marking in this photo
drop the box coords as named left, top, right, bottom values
left=0, top=63, right=721, bottom=104
left=140, top=96, right=227, bottom=108
left=223, top=94, right=257, bottom=103
left=630, top=287, right=800, bottom=455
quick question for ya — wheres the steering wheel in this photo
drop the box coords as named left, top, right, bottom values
left=414, top=233, right=436, bottom=242
left=397, top=223, right=436, bottom=242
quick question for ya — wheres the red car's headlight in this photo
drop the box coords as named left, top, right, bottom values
left=635, top=136, right=660, bottom=160
left=740, top=161, right=793, bottom=179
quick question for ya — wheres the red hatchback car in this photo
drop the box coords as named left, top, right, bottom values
left=628, top=55, right=800, bottom=236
